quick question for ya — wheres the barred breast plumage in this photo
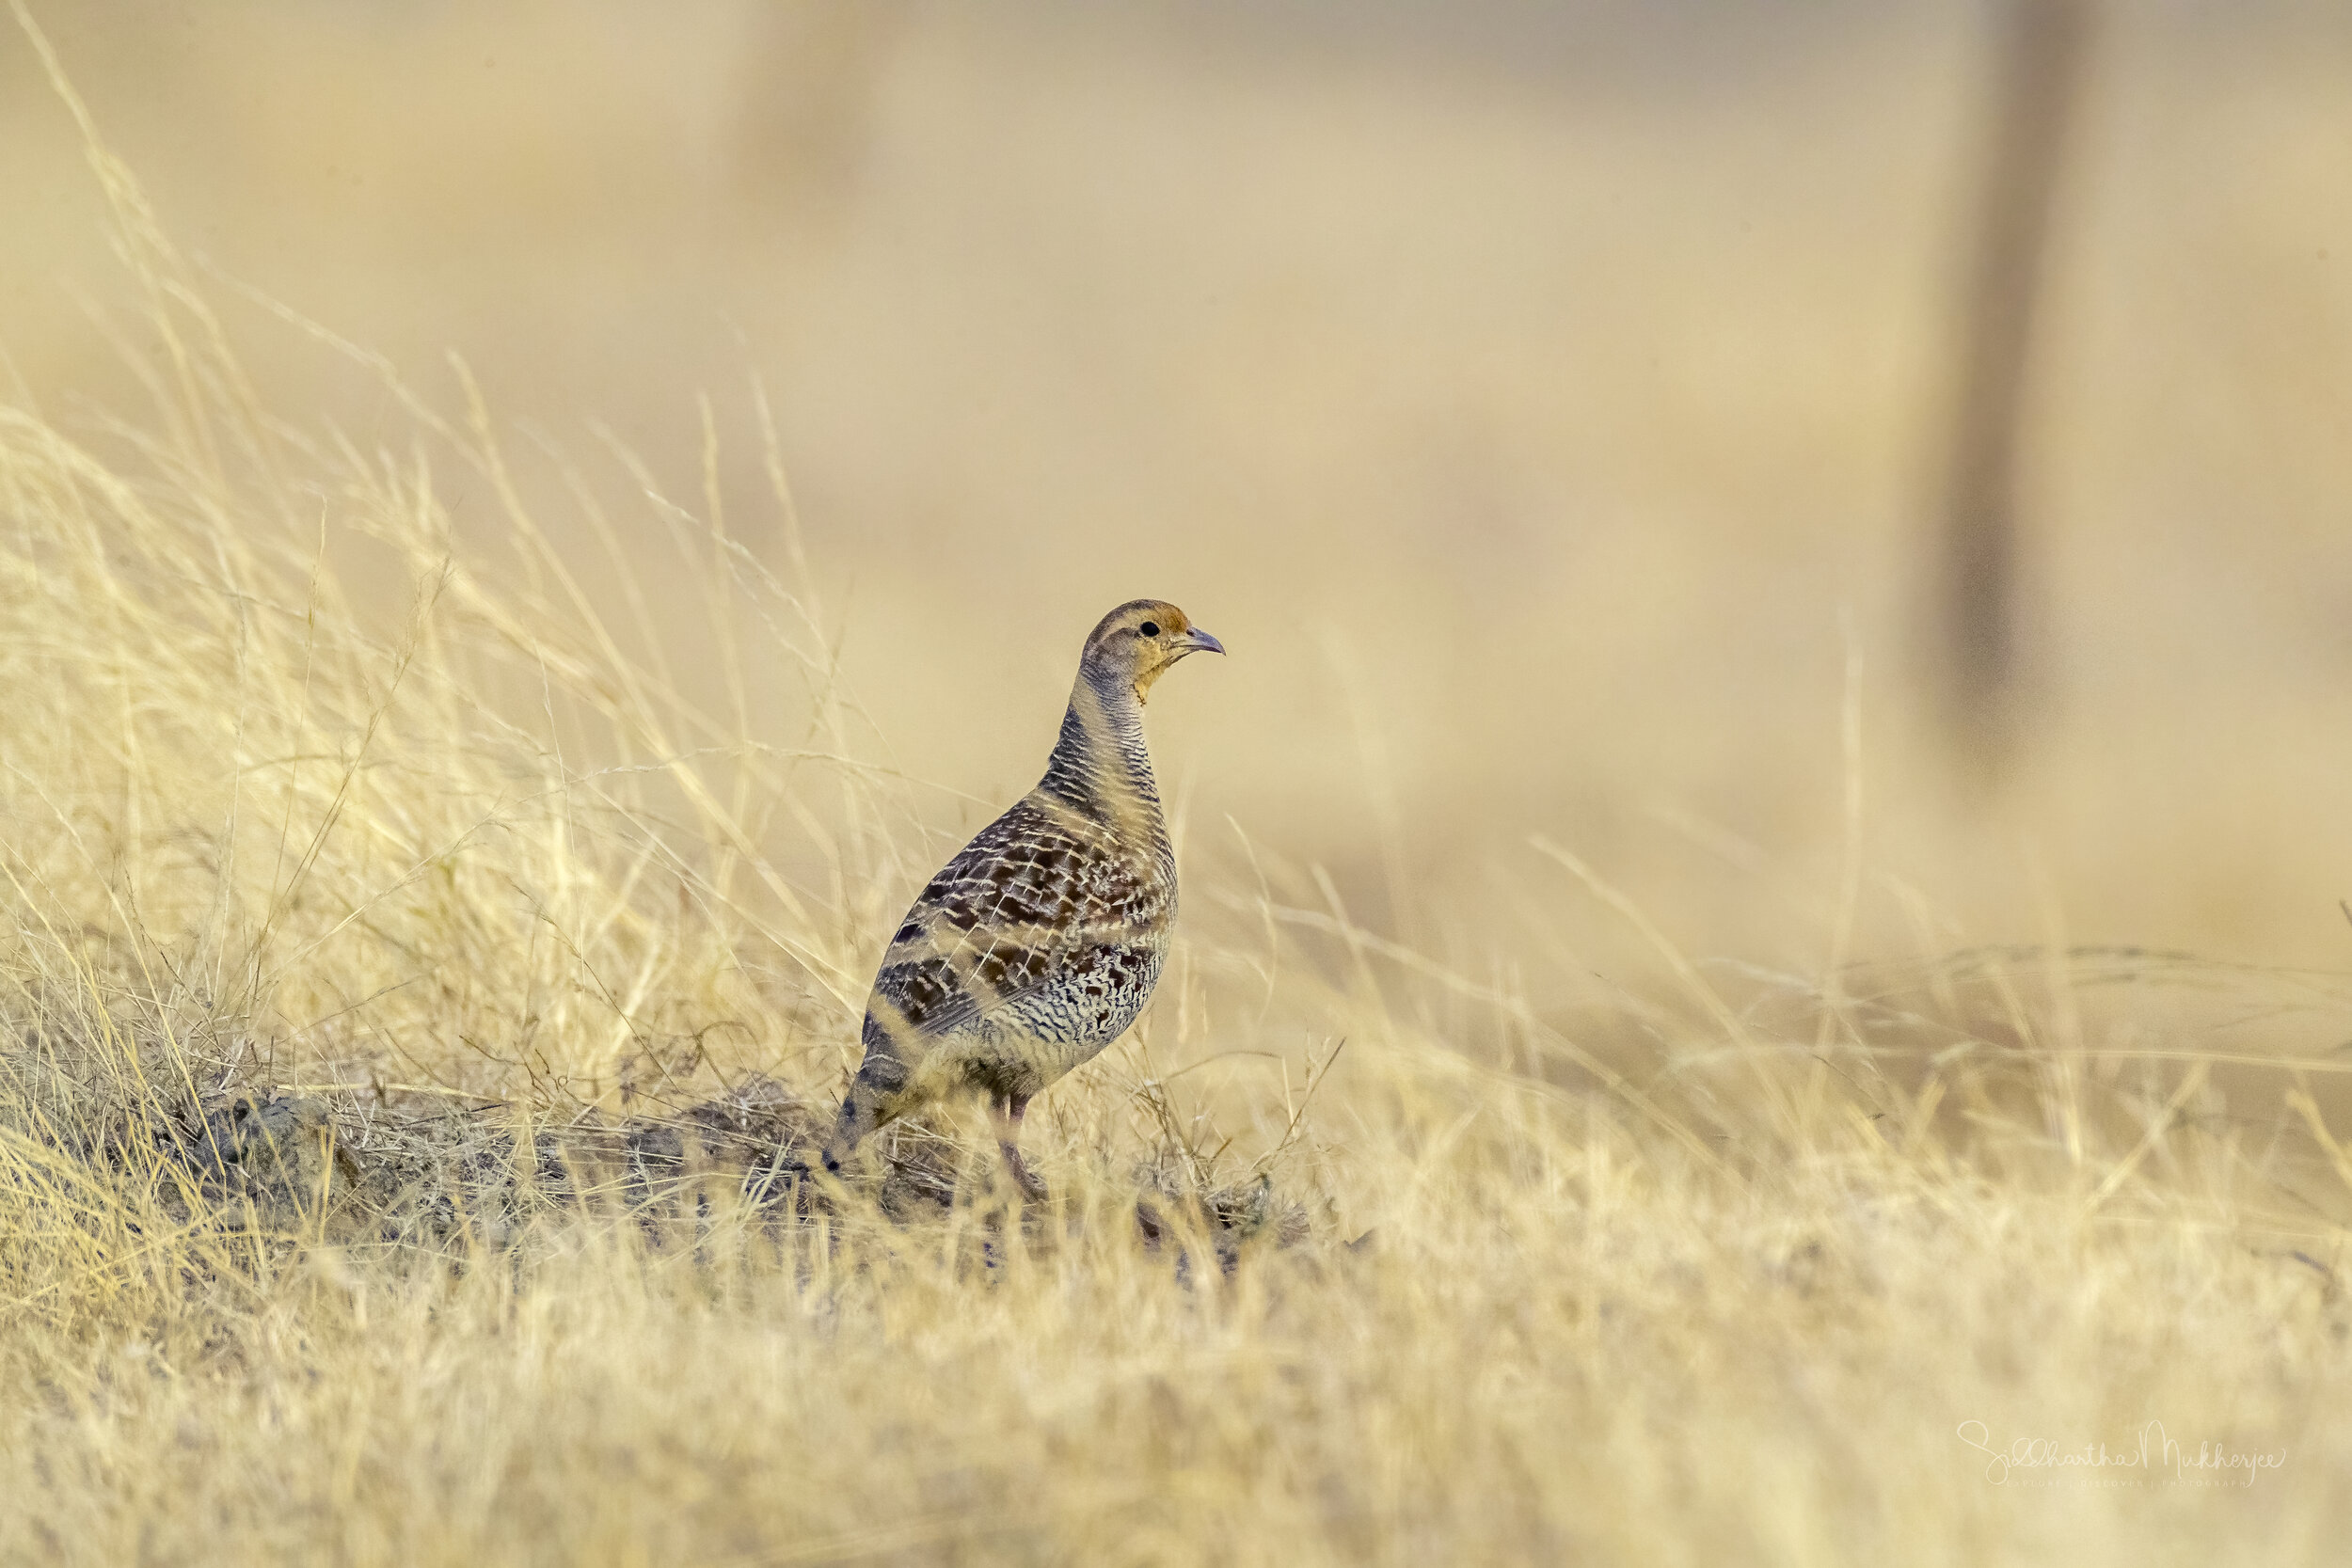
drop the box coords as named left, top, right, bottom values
left=823, top=599, right=1224, bottom=1196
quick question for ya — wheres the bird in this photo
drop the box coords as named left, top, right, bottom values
left=821, top=599, right=1223, bottom=1197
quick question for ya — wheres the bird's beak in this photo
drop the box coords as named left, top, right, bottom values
left=1177, top=627, right=1226, bottom=657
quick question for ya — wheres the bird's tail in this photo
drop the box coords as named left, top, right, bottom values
left=820, top=1079, right=884, bottom=1174
left=820, top=1030, right=908, bottom=1174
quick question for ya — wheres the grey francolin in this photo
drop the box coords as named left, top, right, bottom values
left=823, top=599, right=1223, bottom=1196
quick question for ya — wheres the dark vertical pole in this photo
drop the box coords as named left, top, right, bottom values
left=1938, top=0, right=2093, bottom=772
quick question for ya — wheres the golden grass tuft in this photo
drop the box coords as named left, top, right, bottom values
left=5, top=27, right=2352, bottom=1564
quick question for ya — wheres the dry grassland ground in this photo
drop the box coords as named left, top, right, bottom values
left=7, top=7, right=2352, bottom=1565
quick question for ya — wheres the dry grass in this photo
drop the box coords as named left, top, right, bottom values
left=7, top=16, right=2352, bottom=1565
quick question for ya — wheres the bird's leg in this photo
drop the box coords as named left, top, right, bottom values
left=990, top=1092, right=1046, bottom=1202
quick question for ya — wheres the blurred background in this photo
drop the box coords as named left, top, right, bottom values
left=6, top=0, right=2352, bottom=987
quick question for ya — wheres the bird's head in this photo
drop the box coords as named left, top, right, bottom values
left=1080, top=599, right=1224, bottom=703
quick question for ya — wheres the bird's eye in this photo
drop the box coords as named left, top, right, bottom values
left=1138, top=621, right=1160, bottom=637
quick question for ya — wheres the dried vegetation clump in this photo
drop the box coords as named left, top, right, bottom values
left=5, top=1010, right=1304, bottom=1270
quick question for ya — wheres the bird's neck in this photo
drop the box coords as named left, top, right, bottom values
left=1039, top=669, right=1163, bottom=832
